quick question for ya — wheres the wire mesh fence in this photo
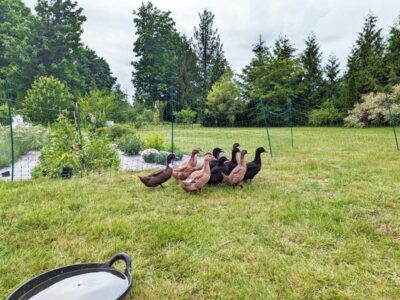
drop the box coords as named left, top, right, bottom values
left=1, top=81, right=399, bottom=182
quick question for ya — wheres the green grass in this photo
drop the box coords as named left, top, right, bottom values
left=1, top=127, right=400, bottom=299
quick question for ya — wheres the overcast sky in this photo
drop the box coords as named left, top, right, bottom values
left=24, top=0, right=400, bottom=97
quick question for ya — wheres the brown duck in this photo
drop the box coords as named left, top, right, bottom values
left=180, top=153, right=213, bottom=192
left=172, top=147, right=201, bottom=179
left=138, top=153, right=176, bottom=188
left=222, top=150, right=248, bottom=188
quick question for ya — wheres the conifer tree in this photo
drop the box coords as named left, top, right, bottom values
left=386, top=15, right=400, bottom=85
left=194, top=9, right=228, bottom=100
left=345, top=13, right=386, bottom=106
left=300, top=33, right=324, bottom=109
left=324, top=54, right=341, bottom=100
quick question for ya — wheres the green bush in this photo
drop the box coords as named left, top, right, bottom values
left=95, top=124, right=135, bottom=141
left=309, top=100, right=344, bottom=126
left=154, top=151, right=170, bottom=164
left=0, top=125, right=48, bottom=168
left=144, top=133, right=165, bottom=150
left=82, top=137, right=120, bottom=172
left=175, top=109, right=196, bottom=126
left=23, top=76, right=74, bottom=123
left=165, top=143, right=184, bottom=160
left=79, top=90, right=120, bottom=129
left=141, top=149, right=160, bottom=163
left=141, top=149, right=171, bottom=164
left=118, top=133, right=144, bottom=155
left=34, top=115, right=120, bottom=179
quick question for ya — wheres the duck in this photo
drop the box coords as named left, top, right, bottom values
left=222, top=150, right=248, bottom=188
left=139, top=153, right=176, bottom=188
left=208, top=156, right=229, bottom=184
left=225, top=146, right=241, bottom=174
left=172, top=147, right=201, bottom=179
left=209, top=147, right=224, bottom=169
left=180, top=153, right=213, bottom=192
left=244, top=147, right=267, bottom=182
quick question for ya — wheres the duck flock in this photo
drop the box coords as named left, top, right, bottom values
left=138, top=143, right=268, bottom=192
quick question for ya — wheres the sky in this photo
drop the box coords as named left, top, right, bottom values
left=23, top=0, right=400, bottom=98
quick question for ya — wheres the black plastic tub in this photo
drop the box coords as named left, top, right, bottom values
left=6, top=253, right=132, bottom=300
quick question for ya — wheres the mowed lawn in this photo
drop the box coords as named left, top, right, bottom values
left=1, top=127, right=400, bottom=299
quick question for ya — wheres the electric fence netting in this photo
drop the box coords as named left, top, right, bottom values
left=1, top=81, right=399, bottom=182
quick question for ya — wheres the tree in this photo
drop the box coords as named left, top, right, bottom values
left=23, top=76, right=74, bottom=123
left=33, top=0, right=87, bottom=94
left=204, top=70, right=242, bottom=126
left=77, top=47, right=117, bottom=92
left=300, top=33, right=324, bottom=109
left=386, top=15, right=400, bottom=85
left=324, top=54, right=341, bottom=100
left=194, top=9, right=228, bottom=101
left=273, top=34, right=296, bottom=60
left=241, top=35, right=271, bottom=102
left=345, top=13, right=386, bottom=106
left=0, top=0, right=37, bottom=103
left=175, top=35, right=201, bottom=111
left=132, top=1, right=179, bottom=108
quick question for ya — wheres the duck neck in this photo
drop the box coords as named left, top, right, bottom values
left=231, top=150, right=238, bottom=163
left=254, top=152, right=262, bottom=163
left=166, top=158, right=172, bottom=168
left=239, top=153, right=246, bottom=166
left=202, top=160, right=210, bottom=173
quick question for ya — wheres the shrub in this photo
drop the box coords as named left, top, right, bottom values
left=23, top=76, right=74, bottom=123
left=79, top=90, right=120, bottom=129
left=82, top=137, right=120, bottom=172
left=35, top=115, right=120, bottom=178
left=345, top=86, right=400, bottom=127
left=308, top=100, right=345, bottom=126
left=175, top=109, right=196, bottom=126
left=141, top=148, right=160, bottom=163
left=0, top=125, right=48, bottom=168
left=141, top=149, right=171, bottom=164
left=95, top=124, right=135, bottom=141
left=144, top=133, right=165, bottom=150
left=118, top=134, right=144, bottom=155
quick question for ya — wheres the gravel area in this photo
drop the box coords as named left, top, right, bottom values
left=0, top=151, right=202, bottom=181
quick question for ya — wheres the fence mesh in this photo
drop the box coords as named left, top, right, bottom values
left=1, top=83, right=399, bottom=182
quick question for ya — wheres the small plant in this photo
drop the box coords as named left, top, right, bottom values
left=118, top=133, right=144, bottom=155
left=144, top=133, right=165, bottom=150
left=141, top=148, right=160, bottom=163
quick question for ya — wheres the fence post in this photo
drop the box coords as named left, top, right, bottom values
left=4, top=81, right=14, bottom=182
left=386, top=94, right=399, bottom=151
left=170, top=88, right=175, bottom=154
left=259, top=98, right=273, bottom=157
left=288, top=100, right=294, bottom=148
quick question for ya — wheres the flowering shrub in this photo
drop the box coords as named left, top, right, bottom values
left=345, top=86, right=400, bottom=127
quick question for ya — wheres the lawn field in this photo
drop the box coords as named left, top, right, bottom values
left=1, top=127, right=400, bottom=299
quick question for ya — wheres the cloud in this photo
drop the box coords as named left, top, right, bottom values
left=23, top=0, right=400, bottom=98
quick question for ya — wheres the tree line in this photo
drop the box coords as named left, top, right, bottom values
left=132, top=2, right=400, bottom=126
left=1, top=0, right=400, bottom=127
